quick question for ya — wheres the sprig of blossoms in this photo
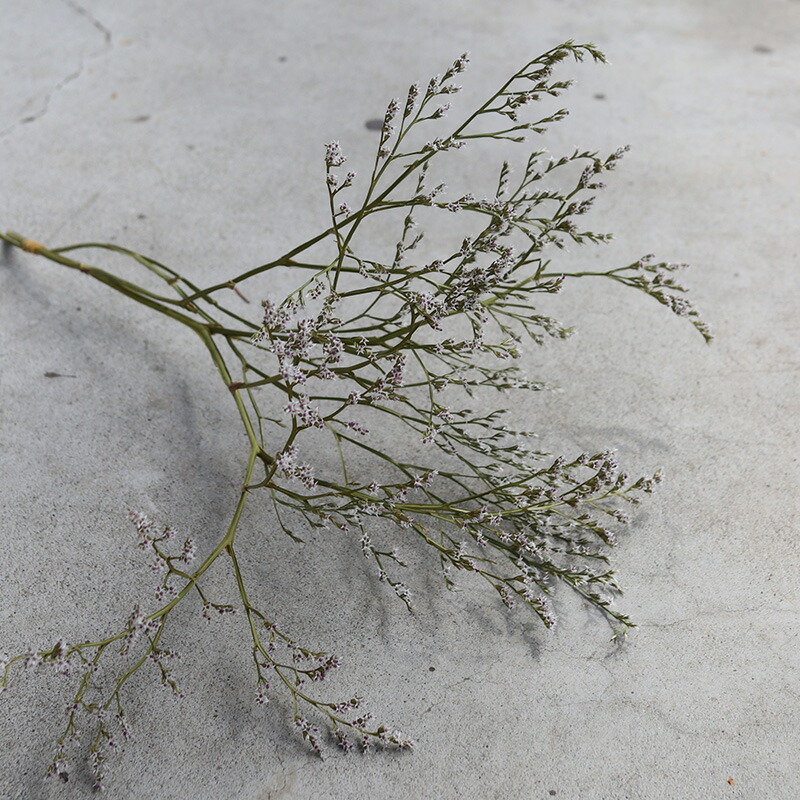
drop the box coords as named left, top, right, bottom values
left=0, top=40, right=709, bottom=788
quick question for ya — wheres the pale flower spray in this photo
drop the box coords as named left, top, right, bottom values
left=0, top=42, right=709, bottom=790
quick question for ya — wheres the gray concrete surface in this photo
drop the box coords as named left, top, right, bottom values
left=1, top=1, right=798, bottom=798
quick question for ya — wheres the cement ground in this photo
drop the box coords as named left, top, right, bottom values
left=1, top=1, right=798, bottom=798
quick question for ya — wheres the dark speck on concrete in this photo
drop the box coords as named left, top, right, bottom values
left=131, top=114, right=151, bottom=123
left=278, top=55, right=287, bottom=62
left=593, top=93, right=606, bottom=100
left=429, top=666, right=435, bottom=672
left=549, top=792, right=557, bottom=797
left=137, top=213, right=146, bottom=220
left=365, top=118, right=383, bottom=131
left=753, top=44, right=773, bottom=53
left=44, top=372, right=76, bottom=378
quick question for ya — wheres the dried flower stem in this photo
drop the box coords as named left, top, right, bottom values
left=1, top=41, right=709, bottom=789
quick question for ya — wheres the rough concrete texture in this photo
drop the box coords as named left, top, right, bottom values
left=1, top=0, right=798, bottom=798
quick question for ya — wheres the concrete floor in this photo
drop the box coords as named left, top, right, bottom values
left=1, top=1, right=798, bottom=798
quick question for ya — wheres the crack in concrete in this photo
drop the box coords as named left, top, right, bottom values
left=261, top=745, right=301, bottom=800
left=274, top=747, right=287, bottom=797
left=0, top=65, right=84, bottom=140
left=421, top=667, right=505, bottom=718
left=63, top=0, right=112, bottom=47
left=0, top=0, right=112, bottom=142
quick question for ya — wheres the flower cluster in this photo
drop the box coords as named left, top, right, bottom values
left=276, top=444, right=318, bottom=489
left=0, top=40, right=710, bottom=789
